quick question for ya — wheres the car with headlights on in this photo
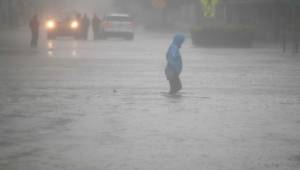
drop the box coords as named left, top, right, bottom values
left=99, top=13, right=135, bottom=40
left=45, top=13, right=81, bottom=40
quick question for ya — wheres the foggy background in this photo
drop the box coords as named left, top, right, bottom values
left=1, top=0, right=299, bottom=44
left=1, top=1, right=300, bottom=170
left=0, top=0, right=196, bottom=31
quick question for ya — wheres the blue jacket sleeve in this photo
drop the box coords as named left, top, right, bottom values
left=167, top=45, right=182, bottom=74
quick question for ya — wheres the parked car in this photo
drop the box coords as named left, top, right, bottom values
left=99, top=13, right=135, bottom=40
left=45, top=12, right=81, bottom=40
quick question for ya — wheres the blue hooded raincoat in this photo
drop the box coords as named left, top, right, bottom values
left=165, top=34, right=185, bottom=78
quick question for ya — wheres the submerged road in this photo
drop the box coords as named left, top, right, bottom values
left=1, top=30, right=300, bottom=170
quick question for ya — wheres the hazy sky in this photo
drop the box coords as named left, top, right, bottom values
left=38, top=0, right=113, bottom=15
left=64, top=0, right=113, bottom=14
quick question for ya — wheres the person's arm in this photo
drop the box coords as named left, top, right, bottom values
left=167, top=46, right=181, bottom=74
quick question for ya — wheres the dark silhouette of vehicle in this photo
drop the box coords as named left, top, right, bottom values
left=45, top=12, right=81, bottom=40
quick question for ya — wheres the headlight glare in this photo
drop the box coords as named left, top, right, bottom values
left=46, top=20, right=56, bottom=29
left=70, top=21, right=79, bottom=29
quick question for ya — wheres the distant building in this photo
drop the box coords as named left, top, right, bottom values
left=0, top=0, right=37, bottom=27
left=113, top=0, right=196, bottom=31
left=210, top=0, right=299, bottom=41
left=0, top=0, right=14, bottom=26
left=112, top=0, right=298, bottom=41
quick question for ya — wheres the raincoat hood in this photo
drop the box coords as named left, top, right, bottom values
left=172, top=34, right=185, bottom=48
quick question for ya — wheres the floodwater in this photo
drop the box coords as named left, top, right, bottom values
left=1, top=29, right=300, bottom=170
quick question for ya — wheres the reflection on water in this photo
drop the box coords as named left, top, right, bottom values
left=48, top=41, right=54, bottom=50
left=46, top=40, right=79, bottom=57
left=161, top=92, right=183, bottom=103
left=47, top=49, right=78, bottom=57
left=72, top=50, right=77, bottom=57
left=48, top=50, right=53, bottom=56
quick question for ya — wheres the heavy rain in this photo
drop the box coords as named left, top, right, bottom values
left=1, top=0, right=300, bottom=170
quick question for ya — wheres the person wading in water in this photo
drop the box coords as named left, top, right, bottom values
left=165, top=34, right=185, bottom=94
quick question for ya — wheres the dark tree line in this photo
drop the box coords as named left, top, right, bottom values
left=0, top=0, right=67, bottom=28
left=113, top=0, right=196, bottom=30
left=0, top=0, right=38, bottom=27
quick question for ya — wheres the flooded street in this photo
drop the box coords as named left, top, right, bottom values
left=1, top=30, right=300, bottom=170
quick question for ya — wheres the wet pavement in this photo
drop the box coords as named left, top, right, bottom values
left=1, top=30, right=300, bottom=170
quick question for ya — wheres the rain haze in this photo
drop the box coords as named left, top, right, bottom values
left=1, top=0, right=300, bottom=170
